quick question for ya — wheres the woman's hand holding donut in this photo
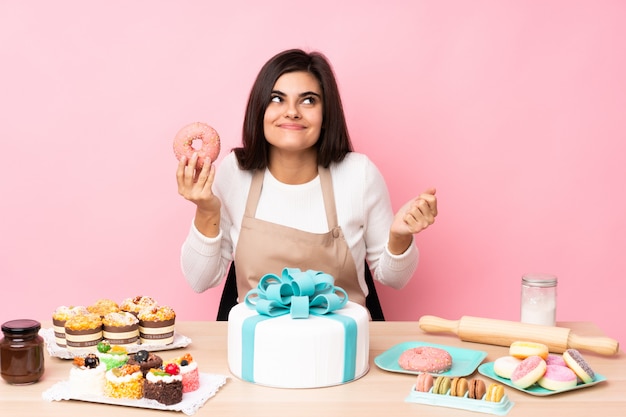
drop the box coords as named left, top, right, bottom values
left=388, top=188, right=438, bottom=255
left=176, top=152, right=222, bottom=237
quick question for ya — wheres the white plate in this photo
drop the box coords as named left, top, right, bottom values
left=41, top=327, right=192, bottom=359
left=42, top=372, right=228, bottom=415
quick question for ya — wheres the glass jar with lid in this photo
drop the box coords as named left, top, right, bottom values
left=1, top=319, right=45, bottom=384
left=520, top=273, right=558, bottom=326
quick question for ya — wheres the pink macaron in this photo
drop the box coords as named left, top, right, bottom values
left=511, top=355, right=547, bottom=389
left=415, top=373, right=434, bottom=392
left=538, top=364, right=577, bottom=391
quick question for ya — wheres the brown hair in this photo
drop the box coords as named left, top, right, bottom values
left=234, top=49, right=353, bottom=170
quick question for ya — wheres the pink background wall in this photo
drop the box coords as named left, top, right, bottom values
left=1, top=1, right=625, bottom=345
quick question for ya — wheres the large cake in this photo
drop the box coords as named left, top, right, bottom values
left=227, top=268, right=369, bottom=388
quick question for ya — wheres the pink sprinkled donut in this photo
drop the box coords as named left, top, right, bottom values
left=538, top=364, right=577, bottom=391
left=398, top=346, right=452, bottom=373
left=510, top=355, right=547, bottom=389
left=173, top=122, right=220, bottom=168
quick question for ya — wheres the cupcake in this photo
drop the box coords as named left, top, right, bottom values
left=97, top=341, right=129, bottom=370
left=138, top=305, right=176, bottom=345
left=104, top=364, right=144, bottom=399
left=102, top=311, right=139, bottom=347
left=165, top=353, right=199, bottom=393
left=120, top=296, right=157, bottom=317
left=143, top=365, right=183, bottom=405
left=69, top=353, right=106, bottom=397
left=127, top=349, right=163, bottom=377
left=88, top=298, right=120, bottom=317
left=52, top=305, right=88, bottom=347
left=64, top=313, right=103, bottom=351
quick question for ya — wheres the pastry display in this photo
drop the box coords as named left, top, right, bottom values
left=51, top=296, right=177, bottom=351
left=398, top=346, right=453, bottom=373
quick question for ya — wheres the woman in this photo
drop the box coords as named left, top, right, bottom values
left=176, top=49, right=437, bottom=315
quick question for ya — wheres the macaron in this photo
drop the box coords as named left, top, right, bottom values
left=538, top=364, right=577, bottom=391
left=468, top=378, right=486, bottom=400
left=563, top=349, right=595, bottom=384
left=510, top=355, right=547, bottom=389
left=433, top=376, right=451, bottom=395
left=450, top=377, right=468, bottom=397
left=485, top=383, right=505, bottom=402
left=414, top=372, right=434, bottom=393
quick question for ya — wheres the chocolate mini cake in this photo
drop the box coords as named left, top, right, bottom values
left=143, top=366, right=183, bottom=405
left=127, top=349, right=163, bottom=376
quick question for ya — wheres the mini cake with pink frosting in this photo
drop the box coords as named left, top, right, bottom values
left=165, top=353, right=199, bottom=392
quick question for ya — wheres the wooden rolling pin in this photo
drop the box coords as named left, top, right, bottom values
left=418, top=315, right=619, bottom=356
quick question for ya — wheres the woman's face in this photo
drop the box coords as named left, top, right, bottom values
left=263, top=71, right=323, bottom=155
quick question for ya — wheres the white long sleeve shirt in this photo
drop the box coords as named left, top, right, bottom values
left=180, top=151, right=419, bottom=297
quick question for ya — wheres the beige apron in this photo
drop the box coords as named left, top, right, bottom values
left=234, top=167, right=365, bottom=307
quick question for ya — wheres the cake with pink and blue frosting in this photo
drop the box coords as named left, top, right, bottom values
left=227, top=268, right=370, bottom=388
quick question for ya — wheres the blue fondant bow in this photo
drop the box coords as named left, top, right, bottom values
left=244, top=268, right=348, bottom=318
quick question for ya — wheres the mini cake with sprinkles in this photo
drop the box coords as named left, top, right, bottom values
left=102, top=311, right=139, bottom=347
left=52, top=305, right=88, bottom=347
left=165, top=353, right=199, bottom=393
left=97, top=341, right=129, bottom=370
left=120, top=296, right=158, bottom=317
left=143, top=363, right=183, bottom=405
left=138, top=305, right=176, bottom=345
left=64, top=312, right=103, bottom=350
left=69, top=353, right=106, bottom=397
left=88, top=298, right=120, bottom=317
left=127, top=349, right=163, bottom=377
left=104, top=364, right=144, bottom=399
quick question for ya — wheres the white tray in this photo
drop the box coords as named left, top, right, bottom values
left=42, top=372, right=227, bottom=415
left=41, top=327, right=192, bottom=359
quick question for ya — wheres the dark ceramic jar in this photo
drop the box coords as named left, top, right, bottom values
left=1, top=319, right=45, bottom=384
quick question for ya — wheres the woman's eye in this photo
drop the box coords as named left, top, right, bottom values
left=302, top=96, right=316, bottom=105
left=270, top=95, right=282, bottom=103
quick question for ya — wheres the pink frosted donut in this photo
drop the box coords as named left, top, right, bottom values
left=398, top=346, right=452, bottom=373
left=173, top=122, right=220, bottom=168
left=510, top=355, right=547, bottom=389
left=546, top=353, right=567, bottom=367
left=538, top=364, right=577, bottom=391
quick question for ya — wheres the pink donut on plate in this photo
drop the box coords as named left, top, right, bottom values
left=538, top=364, right=577, bottom=391
left=510, top=355, right=547, bottom=389
left=398, top=346, right=452, bottom=373
left=173, top=122, right=220, bottom=168
left=546, top=353, right=567, bottom=367
left=493, top=355, right=522, bottom=379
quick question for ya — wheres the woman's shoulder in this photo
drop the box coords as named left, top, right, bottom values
left=331, top=152, right=381, bottom=176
